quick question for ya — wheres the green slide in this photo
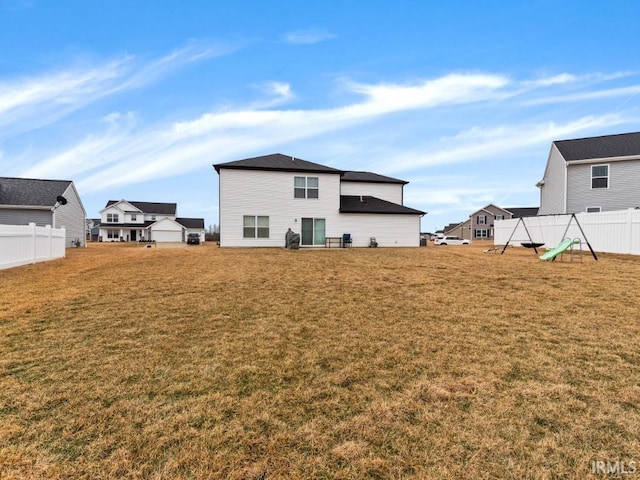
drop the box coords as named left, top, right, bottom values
left=539, top=239, right=579, bottom=261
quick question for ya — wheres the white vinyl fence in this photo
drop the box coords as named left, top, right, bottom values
left=0, top=223, right=66, bottom=270
left=495, top=208, right=640, bottom=256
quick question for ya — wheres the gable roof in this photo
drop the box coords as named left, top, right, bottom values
left=471, top=203, right=512, bottom=217
left=341, top=171, right=408, bottom=184
left=0, top=177, right=72, bottom=207
left=213, top=153, right=343, bottom=174
left=554, top=131, right=640, bottom=161
left=176, top=217, right=205, bottom=229
left=505, top=207, right=539, bottom=218
left=339, top=195, right=425, bottom=215
left=105, top=200, right=177, bottom=215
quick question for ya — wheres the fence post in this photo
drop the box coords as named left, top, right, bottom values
left=30, top=222, right=37, bottom=264
left=62, top=227, right=66, bottom=258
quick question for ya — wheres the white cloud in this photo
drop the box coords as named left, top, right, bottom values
left=0, top=43, right=233, bottom=139
left=15, top=67, right=640, bottom=200
left=284, top=28, right=337, bottom=44
left=378, top=114, right=631, bottom=174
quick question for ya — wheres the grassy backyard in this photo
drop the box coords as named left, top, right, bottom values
left=1, top=242, right=639, bottom=479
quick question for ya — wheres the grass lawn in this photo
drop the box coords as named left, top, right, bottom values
left=1, top=242, right=639, bottom=479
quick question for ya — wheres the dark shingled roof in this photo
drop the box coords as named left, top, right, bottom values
left=554, top=132, right=640, bottom=161
left=505, top=207, right=539, bottom=218
left=176, top=217, right=205, bottom=229
left=340, top=196, right=425, bottom=215
left=341, top=171, right=408, bottom=184
left=105, top=200, right=177, bottom=215
left=213, top=153, right=343, bottom=174
left=0, top=177, right=72, bottom=207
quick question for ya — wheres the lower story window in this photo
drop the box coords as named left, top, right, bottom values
left=243, top=215, right=269, bottom=238
left=107, top=230, right=119, bottom=239
left=475, top=229, right=488, bottom=239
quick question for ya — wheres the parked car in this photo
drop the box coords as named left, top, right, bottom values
left=187, top=233, right=201, bottom=245
left=434, top=236, right=470, bottom=246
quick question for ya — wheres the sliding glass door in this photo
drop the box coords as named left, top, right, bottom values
left=301, top=218, right=326, bottom=246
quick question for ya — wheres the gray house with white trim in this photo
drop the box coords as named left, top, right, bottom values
left=537, top=132, right=640, bottom=214
left=213, top=153, right=425, bottom=247
left=0, top=177, right=86, bottom=247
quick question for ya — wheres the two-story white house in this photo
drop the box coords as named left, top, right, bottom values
left=537, top=131, right=640, bottom=214
left=97, top=200, right=205, bottom=243
left=213, top=153, right=426, bottom=247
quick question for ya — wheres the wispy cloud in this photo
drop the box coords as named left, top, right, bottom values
left=0, top=44, right=234, bottom=139
left=16, top=68, right=640, bottom=199
left=283, top=28, right=337, bottom=45
left=378, top=114, right=631, bottom=174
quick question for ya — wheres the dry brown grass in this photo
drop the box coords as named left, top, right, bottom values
left=1, top=242, right=639, bottom=479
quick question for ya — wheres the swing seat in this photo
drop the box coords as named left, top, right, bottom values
left=521, top=242, right=545, bottom=249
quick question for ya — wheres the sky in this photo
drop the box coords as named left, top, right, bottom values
left=2, top=0, right=640, bottom=232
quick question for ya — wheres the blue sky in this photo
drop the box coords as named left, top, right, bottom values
left=2, top=0, right=640, bottom=232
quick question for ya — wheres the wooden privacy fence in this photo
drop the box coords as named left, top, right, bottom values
left=0, top=223, right=66, bottom=270
left=494, top=208, right=640, bottom=256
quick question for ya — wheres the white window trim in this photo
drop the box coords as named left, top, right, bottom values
left=243, top=215, right=269, bottom=239
left=294, top=176, right=319, bottom=199
left=474, top=229, right=488, bottom=239
left=477, top=215, right=486, bottom=225
left=591, top=164, right=609, bottom=189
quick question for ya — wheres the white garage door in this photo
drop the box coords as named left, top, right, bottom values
left=152, top=230, right=183, bottom=242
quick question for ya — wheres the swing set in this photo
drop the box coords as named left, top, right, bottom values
left=499, top=213, right=598, bottom=261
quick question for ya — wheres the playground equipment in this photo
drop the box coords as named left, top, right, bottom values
left=539, top=238, right=581, bottom=261
left=499, top=213, right=597, bottom=261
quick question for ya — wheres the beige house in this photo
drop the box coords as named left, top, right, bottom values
left=442, top=204, right=539, bottom=241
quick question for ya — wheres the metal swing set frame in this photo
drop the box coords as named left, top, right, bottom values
left=499, top=213, right=598, bottom=260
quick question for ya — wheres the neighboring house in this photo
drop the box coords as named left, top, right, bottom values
left=443, top=204, right=539, bottom=241
left=0, top=177, right=86, bottom=247
left=444, top=219, right=471, bottom=240
left=537, top=131, right=640, bottom=214
left=87, top=218, right=100, bottom=242
left=470, top=204, right=539, bottom=240
left=97, top=200, right=205, bottom=243
left=213, top=153, right=426, bottom=247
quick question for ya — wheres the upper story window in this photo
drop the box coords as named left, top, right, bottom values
left=591, top=164, right=609, bottom=189
left=477, top=215, right=486, bottom=225
left=495, top=215, right=504, bottom=221
left=586, top=207, right=601, bottom=213
left=294, top=176, right=319, bottom=199
left=131, top=214, right=137, bottom=221
left=106, top=213, right=119, bottom=223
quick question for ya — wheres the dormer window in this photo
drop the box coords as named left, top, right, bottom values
left=107, top=213, right=119, bottom=223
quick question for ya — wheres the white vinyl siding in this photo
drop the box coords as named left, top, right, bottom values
left=219, top=169, right=341, bottom=247
left=340, top=182, right=403, bottom=205
left=331, top=214, right=421, bottom=247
